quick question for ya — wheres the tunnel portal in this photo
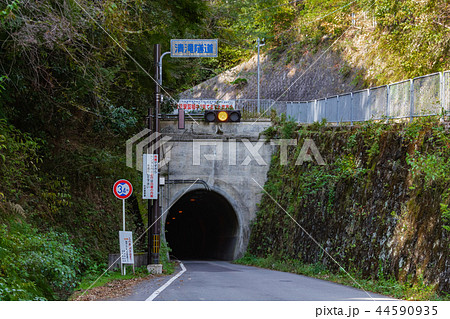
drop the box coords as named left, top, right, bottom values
left=165, top=189, right=239, bottom=260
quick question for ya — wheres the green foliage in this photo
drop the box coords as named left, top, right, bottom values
left=160, top=239, right=175, bottom=275
left=0, top=222, right=82, bottom=300
left=0, top=0, right=19, bottom=22
left=372, top=0, right=450, bottom=81
left=263, top=112, right=298, bottom=139
left=0, top=75, right=7, bottom=92
left=405, top=122, right=450, bottom=231
left=230, top=77, right=248, bottom=87
left=0, top=119, right=43, bottom=199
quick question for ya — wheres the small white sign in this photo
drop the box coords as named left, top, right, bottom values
left=119, top=231, right=134, bottom=265
left=143, top=154, right=158, bottom=199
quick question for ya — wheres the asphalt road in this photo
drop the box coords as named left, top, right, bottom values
left=116, top=260, right=394, bottom=301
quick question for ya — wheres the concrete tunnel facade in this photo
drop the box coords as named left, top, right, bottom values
left=159, top=120, right=275, bottom=260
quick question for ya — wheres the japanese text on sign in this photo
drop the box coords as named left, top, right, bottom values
left=176, top=99, right=235, bottom=113
left=170, top=39, right=218, bottom=58
left=119, top=231, right=134, bottom=265
left=143, top=154, right=158, bottom=200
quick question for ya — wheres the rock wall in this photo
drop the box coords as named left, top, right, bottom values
left=248, top=119, right=449, bottom=293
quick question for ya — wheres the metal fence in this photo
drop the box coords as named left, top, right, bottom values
left=236, top=99, right=287, bottom=117
left=285, top=71, right=450, bottom=124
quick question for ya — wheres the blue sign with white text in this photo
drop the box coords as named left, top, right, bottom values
left=170, top=39, right=218, bottom=58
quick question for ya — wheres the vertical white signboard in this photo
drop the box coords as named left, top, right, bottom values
left=119, top=231, right=134, bottom=265
left=143, top=154, right=158, bottom=199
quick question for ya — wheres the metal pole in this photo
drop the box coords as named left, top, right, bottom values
left=123, top=199, right=126, bottom=231
left=440, top=72, right=444, bottom=116
left=159, top=51, right=171, bottom=86
left=410, top=79, right=414, bottom=122
left=153, top=44, right=161, bottom=265
left=386, top=84, right=390, bottom=121
left=337, top=95, right=340, bottom=125
left=256, top=38, right=265, bottom=114
left=350, top=92, right=353, bottom=126
left=257, top=37, right=260, bottom=114
left=122, top=198, right=125, bottom=276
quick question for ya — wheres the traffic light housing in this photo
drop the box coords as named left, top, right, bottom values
left=204, top=110, right=241, bottom=123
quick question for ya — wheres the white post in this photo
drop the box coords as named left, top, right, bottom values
left=410, top=79, right=414, bottom=122
left=122, top=199, right=126, bottom=275
left=122, top=199, right=126, bottom=231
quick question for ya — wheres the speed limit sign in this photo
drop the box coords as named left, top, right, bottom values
left=113, top=179, right=133, bottom=200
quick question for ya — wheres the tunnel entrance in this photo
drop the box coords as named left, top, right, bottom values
left=165, top=189, right=239, bottom=260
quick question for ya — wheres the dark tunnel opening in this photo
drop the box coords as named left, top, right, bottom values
left=165, top=190, right=239, bottom=261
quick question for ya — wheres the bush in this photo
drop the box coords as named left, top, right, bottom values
left=0, top=222, right=82, bottom=300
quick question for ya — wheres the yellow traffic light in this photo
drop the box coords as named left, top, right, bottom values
left=217, top=111, right=228, bottom=122
left=204, top=110, right=241, bottom=123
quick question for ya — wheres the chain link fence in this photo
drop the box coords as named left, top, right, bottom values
left=285, top=71, right=449, bottom=124
left=237, top=99, right=287, bottom=118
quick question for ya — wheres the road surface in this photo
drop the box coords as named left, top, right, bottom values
left=115, top=260, right=394, bottom=301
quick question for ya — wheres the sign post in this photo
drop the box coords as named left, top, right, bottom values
left=113, top=179, right=134, bottom=275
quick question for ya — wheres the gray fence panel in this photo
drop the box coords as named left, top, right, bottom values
left=317, top=99, right=327, bottom=123
left=301, top=102, right=310, bottom=123
left=326, top=97, right=338, bottom=123
left=368, top=86, right=387, bottom=120
left=388, top=80, right=410, bottom=118
left=413, top=73, right=441, bottom=116
left=286, top=102, right=297, bottom=120
left=352, top=90, right=370, bottom=122
left=304, top=101, right=313, bottom=123
left=339, top=94, right=352, bottom=122
left=287, top=102, right=307, bottom=123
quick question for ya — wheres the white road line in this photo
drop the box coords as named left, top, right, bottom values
left=145, top=262, right=186, bottom=301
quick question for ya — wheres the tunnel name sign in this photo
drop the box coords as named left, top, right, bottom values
left=143, top=154, right=158, bottom=199
left=170, top=39, right=218, bottom=58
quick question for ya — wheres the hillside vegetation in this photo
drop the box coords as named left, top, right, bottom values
left=1, top=0, right=449, bottom=300
left=182, top=0, right=450, bottom=101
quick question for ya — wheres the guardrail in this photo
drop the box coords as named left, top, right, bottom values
left=285, top=71, right=449, bottom=124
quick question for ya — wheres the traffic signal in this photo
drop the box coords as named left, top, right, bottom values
left=204, top=110, right=241, bottom=123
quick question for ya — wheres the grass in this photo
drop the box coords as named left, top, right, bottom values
left=75, top=265, right=151, bottom=292
left=234, top=254, right=450, bottom=301
left=75, top=256, right=177, bottom=292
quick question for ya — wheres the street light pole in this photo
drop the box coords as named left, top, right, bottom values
left=159, top=51, right=171, bottom=86
left=257, top=38, right=265, bottom=114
